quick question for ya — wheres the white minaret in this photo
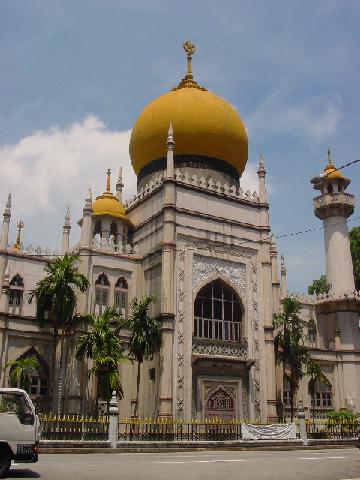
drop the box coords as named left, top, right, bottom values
left=116, top=167, right=124, bottom=203
left=311, top=150, right=355, bottom=292
left=280, top=254, right=288, bottom=298
left=166, top=123, right=174, bottom=178
left=0, top=194, right=11, bottom=250
left=0, top=194, right=11, bottom=290
left=79, top=187, right=93, bottom=248
left=61, top=206, right=71, bottom=254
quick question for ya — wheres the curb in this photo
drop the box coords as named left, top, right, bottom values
left=39, top=439, right=358, bottom=454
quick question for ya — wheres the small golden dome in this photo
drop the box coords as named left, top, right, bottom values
left=92, top=169, right=127, bottom=219
left=324, top=150, right=344, bottom=179
left=129, top=42, right=248, bottom=176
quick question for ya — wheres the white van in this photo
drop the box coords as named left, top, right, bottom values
left=0, top=388, right=40, bottom=477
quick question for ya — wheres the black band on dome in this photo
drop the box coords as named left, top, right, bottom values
left=137, top=155, right=239, bottom=183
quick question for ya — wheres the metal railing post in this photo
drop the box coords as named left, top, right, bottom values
left=108, top=391, right=119, bottom=448
left=297, top=399, right=308, bottom=445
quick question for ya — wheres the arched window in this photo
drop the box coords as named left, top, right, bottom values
left=114, top=277, right=128, bottom=317
left=9, top=274, right=24, bottom=307
left=194, top=279, right=242, bottom=342
left=94, top=273, right=110, bottom=314
left=9, top=348, right=50, bottom=398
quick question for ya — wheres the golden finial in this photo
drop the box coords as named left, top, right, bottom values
left=106, top=168, right=111, bottom=192
left=183, top=40, right=196, bottom=79
left=13, top=219, right=24, bottom=253
left=172, top=41, right=206, bottom=91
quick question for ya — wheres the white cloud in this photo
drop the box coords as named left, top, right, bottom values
left=0, top=116, right=135, bottom=248
left=247, top=91, right=343, bottom=141
left=0, top=116, right=271, bottom=249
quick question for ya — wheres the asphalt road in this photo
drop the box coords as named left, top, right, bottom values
left=7, top=448, right=360, bottom=480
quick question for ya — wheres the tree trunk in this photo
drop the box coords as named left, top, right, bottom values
left=133, top=361, right=141, bottom=419
left=57, top=327, right=67, bottom=416
left=51, top=325, right=58, bottom=412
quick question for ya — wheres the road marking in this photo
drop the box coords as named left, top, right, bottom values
left=299, top=456, right=346, bottom=460
left=153, top=459, right=247, bottom=464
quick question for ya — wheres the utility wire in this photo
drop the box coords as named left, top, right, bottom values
left=10, top=158, right=360, bottom=257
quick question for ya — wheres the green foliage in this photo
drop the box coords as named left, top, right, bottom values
left=75, top=307, right=127, bottom=403
left=5, top=356, right=40, bottom=393
left=273, top=298, right=316, bottom=421
left=307, top=360, right=331, bottom=397
left=307, top=275, right=330, bottom=296
left=126, top=296, right=162, bottom=364
left=350, top=226, right=360, bottom=290
left=125, top=296, right=162, bottom=418
left=326, top=409, right=359, bottom=423
left=28, top=252, right=90, bottom=329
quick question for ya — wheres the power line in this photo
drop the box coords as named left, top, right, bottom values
left=9, top=158, right=360, bottom=257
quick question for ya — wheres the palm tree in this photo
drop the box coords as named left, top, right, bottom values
left=273, top=297, right=310, bottom=421
left=28, top=252, right=90, bottom=413
left=6, top=357, right=40, bottom=393
left=75, top=307, right=127, bottom=411
left=126, top=296, right=162, bottom=419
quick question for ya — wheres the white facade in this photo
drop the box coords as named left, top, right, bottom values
left=0, top=91, right=359, bottom=421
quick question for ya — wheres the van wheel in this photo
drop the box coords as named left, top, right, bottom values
left=0, top=447, right=11, bottom=478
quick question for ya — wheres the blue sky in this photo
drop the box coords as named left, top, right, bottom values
left=0, top=0, right=359, bottom=292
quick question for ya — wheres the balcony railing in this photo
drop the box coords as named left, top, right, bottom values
left=194, top=318, right=241, bottom=342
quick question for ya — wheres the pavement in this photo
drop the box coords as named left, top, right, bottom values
left=8, top=447, right=360, bottom=479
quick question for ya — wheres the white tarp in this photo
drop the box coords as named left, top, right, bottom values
left=241, top=423, right=296, bottom=440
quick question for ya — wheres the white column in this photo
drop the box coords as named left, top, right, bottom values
left=61, top=206, right=71, bottom=254
left=116, top=167, right=123, bottom=203
left=324, top=216, right=355, bottom=292
left=0, top=194, right=11, bottom=250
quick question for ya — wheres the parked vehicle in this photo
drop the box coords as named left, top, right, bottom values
left=0, top=388, right=40, bottom=477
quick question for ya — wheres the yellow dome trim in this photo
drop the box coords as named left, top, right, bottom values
left=92, top=169, right=127, bottom=219
left=129, top=41, right=248, bottom=176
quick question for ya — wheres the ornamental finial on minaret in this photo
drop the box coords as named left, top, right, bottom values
left=257, top=153, right=266, bottom=177
left=6, top=193, right=11, bottom=210
left=116, top=167, right=124, bottom=203
left=3, top=193, right=11, bottom=220
left=64, top=206, right=71, bottom=227
left=166, top=122, right=174, bottom=149
left=327, top=148, right=333, bottom=166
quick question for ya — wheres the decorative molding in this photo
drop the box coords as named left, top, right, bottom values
left=192, top=340, right=248, bottom=360
left=192, top=254, right=246, bottom=295
left=242, top=385, right=249, bottom=419
left=178, top=331, right=185, bottom=344
left=177, top=376, right=184, bottom=389
left=177, top=353, right=184, bottom=366
left=177, top=397, right=184, bottom=411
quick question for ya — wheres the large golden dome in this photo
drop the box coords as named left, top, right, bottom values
left=129, top=42, right=248, bottom=177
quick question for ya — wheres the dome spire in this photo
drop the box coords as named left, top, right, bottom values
left=184, top=40, right=195, bottom=80
left=106, top=168, right=111, bottom=193
left=172, top=40, right=206, bottom=91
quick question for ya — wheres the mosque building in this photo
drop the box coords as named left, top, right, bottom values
left=0, top=42, right=359, bottom=420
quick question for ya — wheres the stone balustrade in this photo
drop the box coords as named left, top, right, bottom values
left=316, top=289, right=360, bottom=303
left=313, top=192, right=355, bottom=218
left=174, top=169, right=259, bottom=203
left=124, top=169, right=260, bottom=211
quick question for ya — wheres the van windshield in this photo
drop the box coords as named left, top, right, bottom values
left=0, top=392, right=34, bottom=425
